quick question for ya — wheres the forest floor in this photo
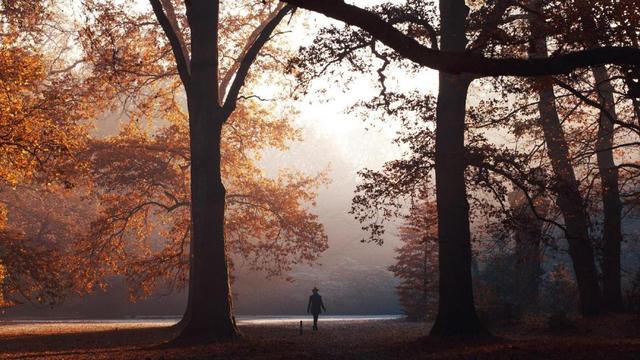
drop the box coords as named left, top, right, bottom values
left=1, top=314, right=640, bottom=359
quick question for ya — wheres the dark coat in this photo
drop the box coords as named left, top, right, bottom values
left=307, top=293, right=326, bottom=314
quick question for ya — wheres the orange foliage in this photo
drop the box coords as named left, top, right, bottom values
left=81, top=98, right=328, bottom=300
left=73, top=0, right=329, bottom=300
left=388, top=193, right=438, bottom=321
left=0, top=3, right=100, bottom=306
left=0, top=0, right=328, bottom=307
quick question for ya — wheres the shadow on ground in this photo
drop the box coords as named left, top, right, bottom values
left=1, top=316, right=640, bottom=359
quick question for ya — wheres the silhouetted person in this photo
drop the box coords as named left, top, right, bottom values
left=307, top=287, right=326, bottom=331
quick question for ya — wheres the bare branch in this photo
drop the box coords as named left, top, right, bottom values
left=218, top=3, right=286, bottom=103
left=554, top=77, right=640, bottom=134
left=222, top=4, right=293, bottom=118
left=49, top=59, right=84, bottom=75
left=149, top=0, right=191, bottom=90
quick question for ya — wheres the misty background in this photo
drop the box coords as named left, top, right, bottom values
left=3, top=65, right=430, bottom=318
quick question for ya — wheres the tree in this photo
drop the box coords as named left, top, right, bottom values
left=0, top=2, right=100, bottom=309
left=505, top=0, right=639, bottom=314
left=0, top=0, right=328, bottom=337
left=0, top=184, right=94, bottom=308
left=592, top=66, right=625, bottom=311
left=292, top=0, right=487, bottom=336
left=294, top=0, right=530, bottom=337
left=283, top=0, right=640, bottom=79
left=80, top=0, right=298, bottom=342
left=566, top=0, right=634, bottom=310
left=429, top=0, right=485, bottom=336
left=78, top=100, right=328, bottom=302
left=389, top=194, right=438, bottom=321
left=507, top=187, right=549, bottom=312
left=526, top=1, right=602, bottom=315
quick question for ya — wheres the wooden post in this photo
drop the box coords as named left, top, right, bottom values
left=299, top=320, right=303, bottom=335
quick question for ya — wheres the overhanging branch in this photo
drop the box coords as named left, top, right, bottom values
left=284, top=0, right=640, bottom=78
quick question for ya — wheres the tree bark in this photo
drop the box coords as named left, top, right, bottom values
left=429, top=0, right=486, bottom=337
left=527, top=13, right=601, bottom=314
left=592, top=65, right=624, bottom=311
left=430, top=73, right=486, bottom=336
left=174, top=0, right=238, bottom=342
left=535, top=81, right=602, bottom=315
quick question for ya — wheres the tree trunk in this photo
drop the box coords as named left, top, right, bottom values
left=527, top=1, right=601, bottom=316
left=535, top=80, right=602, bottom=315
left=430, top=73, right=486, bottom=336
left=515, top=219, right=542, bottom=311
left=175, top=0, right=238, bottom=342
left=430, top=0, right=486, bottom=337
left=633, top=99, right=640, bottom=126
left=592, top=65, right=624, bottom=311
left=509, top=190, right=544, bottom=312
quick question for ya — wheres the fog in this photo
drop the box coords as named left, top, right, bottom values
left=234, top=84, right=409, bottom=315
left=0, top=4, right=445, bottom=319
left=4, top=69, right=437, bottom=319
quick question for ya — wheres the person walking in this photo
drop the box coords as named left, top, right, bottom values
left=307, top=287, right=326, bottom=331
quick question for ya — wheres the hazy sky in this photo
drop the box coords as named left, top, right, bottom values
left=238, top=7, right=439, bottom=314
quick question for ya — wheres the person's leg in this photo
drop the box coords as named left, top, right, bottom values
left=313, top=313, right=318, bottom=330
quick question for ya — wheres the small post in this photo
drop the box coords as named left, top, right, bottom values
left=299, top=320, right=303, bottom=335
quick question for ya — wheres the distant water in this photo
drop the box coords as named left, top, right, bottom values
left=237, top=315, right=403, bottom=325
left=1, top=315, right=403, bottom=326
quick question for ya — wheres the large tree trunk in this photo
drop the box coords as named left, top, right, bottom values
left=177, top=114, right=237, bottom=342
left=429, top=0, right=486, bottom=337
left=430, top=73, right=486, bottom=336
left=592, top=65, right=624, bottom=311
left=175, top=0, right=238, bottom=342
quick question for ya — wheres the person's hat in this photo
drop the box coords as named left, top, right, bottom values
left=312, top=287, right=319, bottom=292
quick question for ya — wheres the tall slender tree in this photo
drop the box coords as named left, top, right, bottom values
left=592, top=66, right=624, bottom=311
left=431, top=0, right=492, bottom=336
left=527, top=1, right=602, bottom=315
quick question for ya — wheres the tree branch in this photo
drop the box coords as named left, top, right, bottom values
left=554, top=77, right=640, bottom=134
left=149, top=0, right=191, bottom=90
left=384, top=9, right=438, bottom=50
left=219, top=3, right=286, bottom=104
left=222, top=4, right=293, bottom=118
left=467, top=0, right=514, bottom=51
left=283, top=0, right=640, bottom=78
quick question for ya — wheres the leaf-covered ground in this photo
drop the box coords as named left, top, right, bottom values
left=1, top=315, right=640, bottom=359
